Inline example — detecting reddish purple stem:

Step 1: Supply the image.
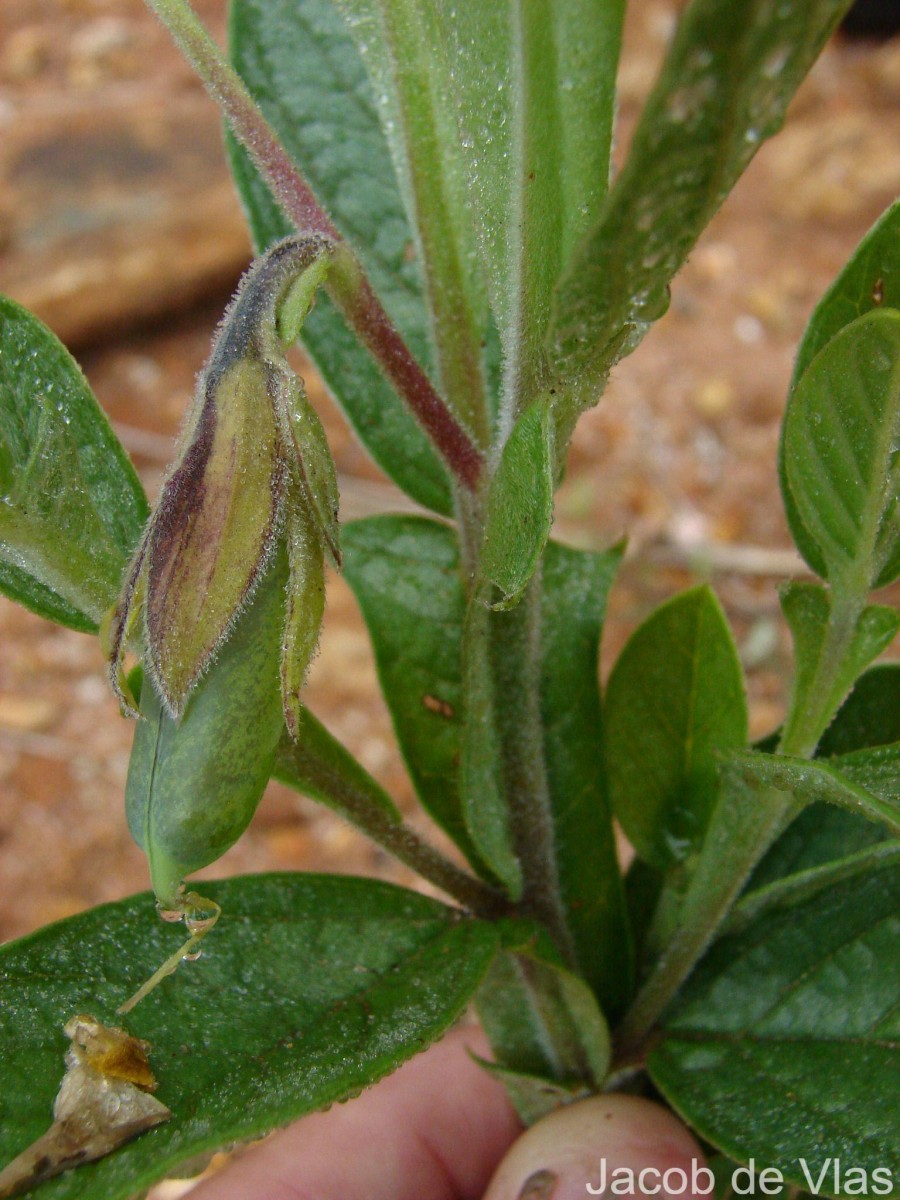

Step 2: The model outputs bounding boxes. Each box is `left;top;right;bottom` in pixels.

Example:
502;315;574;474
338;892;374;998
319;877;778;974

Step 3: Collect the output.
148;0;483;491
346;278;485;491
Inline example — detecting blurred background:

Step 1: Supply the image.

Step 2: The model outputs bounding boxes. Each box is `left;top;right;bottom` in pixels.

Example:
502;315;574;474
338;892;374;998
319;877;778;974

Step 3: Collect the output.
2;0;900;944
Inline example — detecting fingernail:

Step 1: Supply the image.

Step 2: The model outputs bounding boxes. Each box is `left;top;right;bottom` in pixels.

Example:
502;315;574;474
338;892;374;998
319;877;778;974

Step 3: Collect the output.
518;1169;558;1200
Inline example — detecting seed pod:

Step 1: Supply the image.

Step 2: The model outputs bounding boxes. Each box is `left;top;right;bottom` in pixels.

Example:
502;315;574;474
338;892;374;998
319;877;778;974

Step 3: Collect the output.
107;235;338;719
125;548;286;910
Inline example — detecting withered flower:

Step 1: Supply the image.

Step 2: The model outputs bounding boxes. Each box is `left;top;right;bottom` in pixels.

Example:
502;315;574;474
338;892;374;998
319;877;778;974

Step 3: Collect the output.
105;235;340;728
0;1015;170;1198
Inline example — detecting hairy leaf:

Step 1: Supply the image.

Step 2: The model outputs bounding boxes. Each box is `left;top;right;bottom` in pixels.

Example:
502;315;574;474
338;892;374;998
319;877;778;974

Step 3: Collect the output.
481;400;555;609
0;874;497;1200
0;560;96;633
549;0;852;419
733;749;900;838
783;201;900;576
750;665;900;889
0;295;147;629
783;309;900;593
477;924;611;1123
604;587;747;868
650;849;900;1194
341;516;482;868
430;0;624;409
780;582;900;754
337;0;489;441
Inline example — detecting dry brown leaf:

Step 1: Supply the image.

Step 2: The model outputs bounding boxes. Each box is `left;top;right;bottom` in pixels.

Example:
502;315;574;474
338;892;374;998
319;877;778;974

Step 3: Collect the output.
0;1014;170;1199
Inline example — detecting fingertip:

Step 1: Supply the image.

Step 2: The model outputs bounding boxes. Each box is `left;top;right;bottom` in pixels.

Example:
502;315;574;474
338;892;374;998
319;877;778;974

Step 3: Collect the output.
483;1094;709;1200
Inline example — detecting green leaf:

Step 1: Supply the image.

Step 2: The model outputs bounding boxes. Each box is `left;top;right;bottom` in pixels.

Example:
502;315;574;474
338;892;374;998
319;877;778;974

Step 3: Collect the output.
426;5;510;337
510;0;624;391
430;1;624;409
818;662;900;755
749;804;891;893
649;849;900;1194
750;665;900;889
782;202;900;577
0;560;96;633
126;554;286;907
795;202;900;384
476;924;611;1123
706;1155;796;1200
539;540;632;1017
733;749;900;838
341;516;484;870
783;308;900;592
336;0;489;442
0;873;498;1200
837;742;900;807
227;0;452;515
603;586;748;868
481;400;555;609
549;0;851;410
471;1061;588;1128
780;582;900;754
730;840;900;932
0;295;148;629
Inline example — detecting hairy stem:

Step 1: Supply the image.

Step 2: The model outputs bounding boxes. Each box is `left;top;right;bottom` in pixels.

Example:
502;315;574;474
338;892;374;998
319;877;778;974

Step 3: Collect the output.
778;591;864;758
274;734;507;919
614;787;801;1061
329;249;484;490
490;575;574;962
144;0;483;491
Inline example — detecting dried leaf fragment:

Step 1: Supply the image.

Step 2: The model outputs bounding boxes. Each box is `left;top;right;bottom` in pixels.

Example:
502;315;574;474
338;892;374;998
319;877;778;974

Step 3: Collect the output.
0;1015;170;1199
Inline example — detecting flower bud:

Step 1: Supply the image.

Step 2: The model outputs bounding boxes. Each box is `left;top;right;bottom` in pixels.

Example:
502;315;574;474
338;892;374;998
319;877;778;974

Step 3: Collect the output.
106;235;339;720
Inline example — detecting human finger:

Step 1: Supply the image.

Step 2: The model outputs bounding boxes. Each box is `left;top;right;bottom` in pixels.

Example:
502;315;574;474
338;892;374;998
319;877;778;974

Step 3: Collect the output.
188;1024;521;1200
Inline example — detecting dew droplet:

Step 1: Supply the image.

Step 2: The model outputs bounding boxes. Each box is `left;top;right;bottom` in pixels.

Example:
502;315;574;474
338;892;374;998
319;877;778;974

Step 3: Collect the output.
185;914;217;936
763;47;789;79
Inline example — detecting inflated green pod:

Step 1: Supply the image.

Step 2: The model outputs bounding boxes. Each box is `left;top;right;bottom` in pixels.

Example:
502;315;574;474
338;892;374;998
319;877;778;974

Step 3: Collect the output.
125;548;287;910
